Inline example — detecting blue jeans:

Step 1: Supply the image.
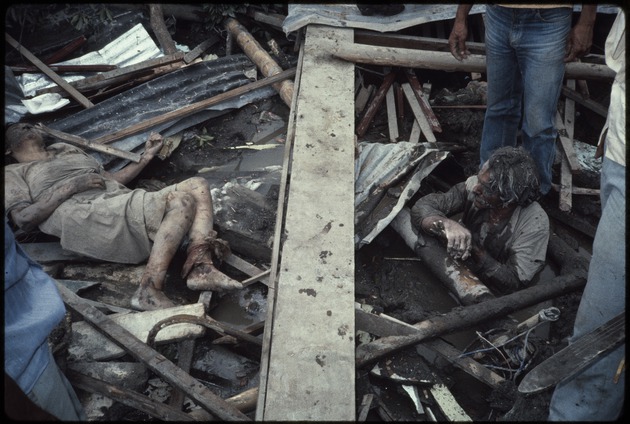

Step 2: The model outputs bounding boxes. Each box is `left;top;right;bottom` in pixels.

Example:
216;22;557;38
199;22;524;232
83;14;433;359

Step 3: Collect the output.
27;347;86;421
548;154;626;420
481;5;572;194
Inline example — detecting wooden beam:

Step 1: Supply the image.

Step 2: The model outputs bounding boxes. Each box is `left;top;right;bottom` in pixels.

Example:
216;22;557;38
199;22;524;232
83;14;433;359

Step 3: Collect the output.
90;67;296;145
67;369;196;421
55;282;251;421
355;307;505;389
225;17;294;107
332;43;616;81
555;111;581;173
404;70;441;132
561;85;608;118
356;71;396;139
5;32;94;108
259;25;356;421
385;85;399;142
355;273;587;367
36;53;185;96
149;4;178;55
401;83;436;144
36;125;142;162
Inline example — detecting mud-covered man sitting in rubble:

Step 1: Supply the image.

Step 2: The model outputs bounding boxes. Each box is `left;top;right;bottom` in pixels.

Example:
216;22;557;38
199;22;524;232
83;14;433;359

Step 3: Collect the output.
4;123;242;311
410;146;549;296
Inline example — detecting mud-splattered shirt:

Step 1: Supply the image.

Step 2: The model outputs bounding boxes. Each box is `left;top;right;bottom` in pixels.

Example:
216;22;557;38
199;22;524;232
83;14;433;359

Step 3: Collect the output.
410;176;550;294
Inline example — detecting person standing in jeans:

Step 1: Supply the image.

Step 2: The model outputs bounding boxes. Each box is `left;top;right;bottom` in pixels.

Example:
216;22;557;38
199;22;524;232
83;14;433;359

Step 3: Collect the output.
547;9;625;420
4;216;86;421
448;4;597;195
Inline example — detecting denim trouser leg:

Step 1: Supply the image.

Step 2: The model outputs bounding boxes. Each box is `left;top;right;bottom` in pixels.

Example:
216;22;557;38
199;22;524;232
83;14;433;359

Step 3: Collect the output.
482;6;571;194
548;156;626;421
27;347;87;421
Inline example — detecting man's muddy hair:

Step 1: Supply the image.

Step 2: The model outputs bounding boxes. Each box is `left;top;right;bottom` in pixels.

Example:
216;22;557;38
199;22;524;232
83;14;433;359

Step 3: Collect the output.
486;146;541;207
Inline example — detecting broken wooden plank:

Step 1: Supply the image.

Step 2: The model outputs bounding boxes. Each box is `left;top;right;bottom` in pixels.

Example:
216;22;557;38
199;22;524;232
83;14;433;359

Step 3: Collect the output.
149;4;178;55
332;44;616;81
561;85;608;118
405;70;441;132
355;306;505;389
430;383;472;421
10;64;117;74
55;282;251;421
356;273;587;367
355;83;374;118
42;35;87;64
184;35;220;63
559;80;577;212
354;30;486;55
67;369;195;421
37;124;142;162
225;17;294;107
401;82;436;144
36;53;185;96
68;303;207;361
357;394;375;421
385;85;399;142
551;184;600;196
169;339;196;411
259;25;356;421
555;112;581;173
356;71;396;139
91;67;296;145
408;120;421;143
5;32;94;108
256;36;305;420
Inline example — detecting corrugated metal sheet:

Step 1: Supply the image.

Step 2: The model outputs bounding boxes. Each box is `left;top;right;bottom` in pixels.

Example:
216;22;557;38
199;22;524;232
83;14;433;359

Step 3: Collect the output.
16;23;163;98
48;54;276;169
354;141;449;247
282;4;620;34
283;4;487;34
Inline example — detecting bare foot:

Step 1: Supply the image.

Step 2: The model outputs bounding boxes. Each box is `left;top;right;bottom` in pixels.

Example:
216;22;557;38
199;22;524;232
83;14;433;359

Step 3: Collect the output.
131;284;177;311
186;263;243;291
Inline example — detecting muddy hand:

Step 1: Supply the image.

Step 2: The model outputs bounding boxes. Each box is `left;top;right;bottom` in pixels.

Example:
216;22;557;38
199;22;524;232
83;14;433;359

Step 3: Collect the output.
442;220;472;260
144;132;164;158
67;173;106;194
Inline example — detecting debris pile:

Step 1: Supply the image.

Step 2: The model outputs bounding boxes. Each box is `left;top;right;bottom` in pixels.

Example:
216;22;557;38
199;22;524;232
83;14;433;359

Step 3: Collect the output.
4;4;616;421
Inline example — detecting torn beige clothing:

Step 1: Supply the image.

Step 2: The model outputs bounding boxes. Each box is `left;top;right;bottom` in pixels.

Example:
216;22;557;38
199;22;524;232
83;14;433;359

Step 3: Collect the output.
4;143;175;264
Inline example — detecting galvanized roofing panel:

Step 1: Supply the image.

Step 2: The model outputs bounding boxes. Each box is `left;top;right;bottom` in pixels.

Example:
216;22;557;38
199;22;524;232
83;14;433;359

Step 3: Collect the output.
283;4;487;34
48;54;276;169
16;23;163;98
282;4;620;34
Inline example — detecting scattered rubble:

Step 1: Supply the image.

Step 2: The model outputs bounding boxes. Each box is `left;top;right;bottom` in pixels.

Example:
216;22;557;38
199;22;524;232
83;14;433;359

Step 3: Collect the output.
4;4;616;422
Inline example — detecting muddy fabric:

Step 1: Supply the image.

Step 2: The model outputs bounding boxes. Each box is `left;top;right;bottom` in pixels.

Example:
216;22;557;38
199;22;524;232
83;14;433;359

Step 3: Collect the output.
4;143;172;264
410;176;549;290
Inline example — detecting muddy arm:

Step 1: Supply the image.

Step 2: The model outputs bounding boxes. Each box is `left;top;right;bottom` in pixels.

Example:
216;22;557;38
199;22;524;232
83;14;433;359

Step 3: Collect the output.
9;174;105;232
104;132;163;185
465;246;521;295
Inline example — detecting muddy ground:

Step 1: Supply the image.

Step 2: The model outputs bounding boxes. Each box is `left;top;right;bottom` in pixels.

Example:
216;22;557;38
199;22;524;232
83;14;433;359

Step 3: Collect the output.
8;4;610;421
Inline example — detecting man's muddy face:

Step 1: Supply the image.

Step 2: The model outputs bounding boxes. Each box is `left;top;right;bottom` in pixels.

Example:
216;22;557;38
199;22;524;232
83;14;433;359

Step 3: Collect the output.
473;164;501;209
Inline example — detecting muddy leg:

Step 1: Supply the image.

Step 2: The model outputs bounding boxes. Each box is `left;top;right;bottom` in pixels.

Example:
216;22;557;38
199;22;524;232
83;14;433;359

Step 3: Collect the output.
176;177;242;291
131;191;194;311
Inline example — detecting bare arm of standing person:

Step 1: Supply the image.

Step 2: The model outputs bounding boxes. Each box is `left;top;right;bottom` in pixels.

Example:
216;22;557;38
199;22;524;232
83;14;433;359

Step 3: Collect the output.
449;4;474;61
103;132;164;185
565;5;597;62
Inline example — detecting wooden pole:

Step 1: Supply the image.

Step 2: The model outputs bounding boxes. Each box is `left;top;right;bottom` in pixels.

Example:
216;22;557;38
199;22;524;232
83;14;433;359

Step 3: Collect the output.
356;273;586;367
333;43;616;81
5;32;94;108
225;17;294;107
